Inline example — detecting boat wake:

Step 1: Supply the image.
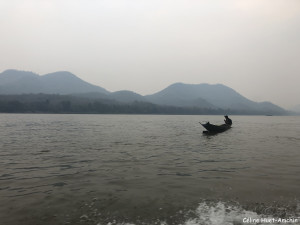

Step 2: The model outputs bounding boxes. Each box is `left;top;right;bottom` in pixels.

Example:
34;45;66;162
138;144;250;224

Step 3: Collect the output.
77;200;300;225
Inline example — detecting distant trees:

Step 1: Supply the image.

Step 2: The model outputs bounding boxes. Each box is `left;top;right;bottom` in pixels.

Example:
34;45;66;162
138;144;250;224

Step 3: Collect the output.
0;100;24;112
0;94;286;115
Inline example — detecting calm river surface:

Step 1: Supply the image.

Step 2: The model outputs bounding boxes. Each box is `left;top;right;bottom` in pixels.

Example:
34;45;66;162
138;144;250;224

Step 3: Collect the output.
0;114;299;225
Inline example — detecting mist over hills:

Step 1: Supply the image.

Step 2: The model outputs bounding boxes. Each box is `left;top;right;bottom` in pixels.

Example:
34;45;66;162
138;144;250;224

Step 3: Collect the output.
145;83;285;114
0;69;287;115
0;69;109;95
290;104;300;113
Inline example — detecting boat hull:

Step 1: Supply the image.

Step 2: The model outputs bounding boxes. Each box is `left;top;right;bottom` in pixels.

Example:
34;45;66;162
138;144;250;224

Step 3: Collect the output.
201;122;231;133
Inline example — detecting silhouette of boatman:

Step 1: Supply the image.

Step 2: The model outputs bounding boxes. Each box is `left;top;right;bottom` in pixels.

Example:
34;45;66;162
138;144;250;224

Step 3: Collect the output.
224;115;232;125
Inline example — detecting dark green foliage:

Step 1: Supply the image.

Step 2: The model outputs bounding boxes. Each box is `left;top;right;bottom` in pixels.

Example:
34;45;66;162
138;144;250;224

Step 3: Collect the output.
0;94;287;115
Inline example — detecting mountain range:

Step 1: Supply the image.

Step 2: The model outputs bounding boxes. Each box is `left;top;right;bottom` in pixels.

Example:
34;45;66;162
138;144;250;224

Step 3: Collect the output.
0;69;288;115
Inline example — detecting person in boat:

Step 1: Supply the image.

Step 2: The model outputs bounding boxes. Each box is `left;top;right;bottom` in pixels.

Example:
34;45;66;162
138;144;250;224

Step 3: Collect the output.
224;115;232;125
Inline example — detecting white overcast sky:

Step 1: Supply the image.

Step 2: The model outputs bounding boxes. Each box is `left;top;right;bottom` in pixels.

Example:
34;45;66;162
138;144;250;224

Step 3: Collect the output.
1;0;300;108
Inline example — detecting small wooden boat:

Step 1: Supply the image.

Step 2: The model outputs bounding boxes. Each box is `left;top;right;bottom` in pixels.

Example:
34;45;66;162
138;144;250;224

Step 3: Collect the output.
200;122;231;133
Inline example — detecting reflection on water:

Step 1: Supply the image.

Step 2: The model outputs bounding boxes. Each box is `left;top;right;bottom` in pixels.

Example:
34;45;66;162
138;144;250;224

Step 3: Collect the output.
0;114;299;225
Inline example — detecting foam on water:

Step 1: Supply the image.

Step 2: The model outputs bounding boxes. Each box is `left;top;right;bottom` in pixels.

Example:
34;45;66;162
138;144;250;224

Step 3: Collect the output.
187;202;299;225
93;201;300;225
184;202;260;225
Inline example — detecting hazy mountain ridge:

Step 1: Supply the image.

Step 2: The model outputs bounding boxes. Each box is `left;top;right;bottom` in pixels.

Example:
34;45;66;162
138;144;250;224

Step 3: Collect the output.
109;90;146;103
145;83;215;109
0;70;109;95
0;70;39;85
0;69;287;115
290;104;300;113
145;83;286;114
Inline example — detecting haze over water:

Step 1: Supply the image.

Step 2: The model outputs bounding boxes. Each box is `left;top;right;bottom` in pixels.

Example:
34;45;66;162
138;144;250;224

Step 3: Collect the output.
0;114;299;225
1;1;300;108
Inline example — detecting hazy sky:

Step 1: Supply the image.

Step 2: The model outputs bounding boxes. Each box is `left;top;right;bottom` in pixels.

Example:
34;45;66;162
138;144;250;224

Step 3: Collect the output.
1;0;300;109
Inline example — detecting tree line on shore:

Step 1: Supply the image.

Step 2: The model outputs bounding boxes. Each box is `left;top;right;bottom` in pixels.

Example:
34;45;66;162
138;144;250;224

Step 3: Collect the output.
0;94;284;115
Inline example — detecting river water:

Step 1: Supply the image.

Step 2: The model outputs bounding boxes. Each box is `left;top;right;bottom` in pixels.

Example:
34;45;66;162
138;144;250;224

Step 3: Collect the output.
0;114;299;225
